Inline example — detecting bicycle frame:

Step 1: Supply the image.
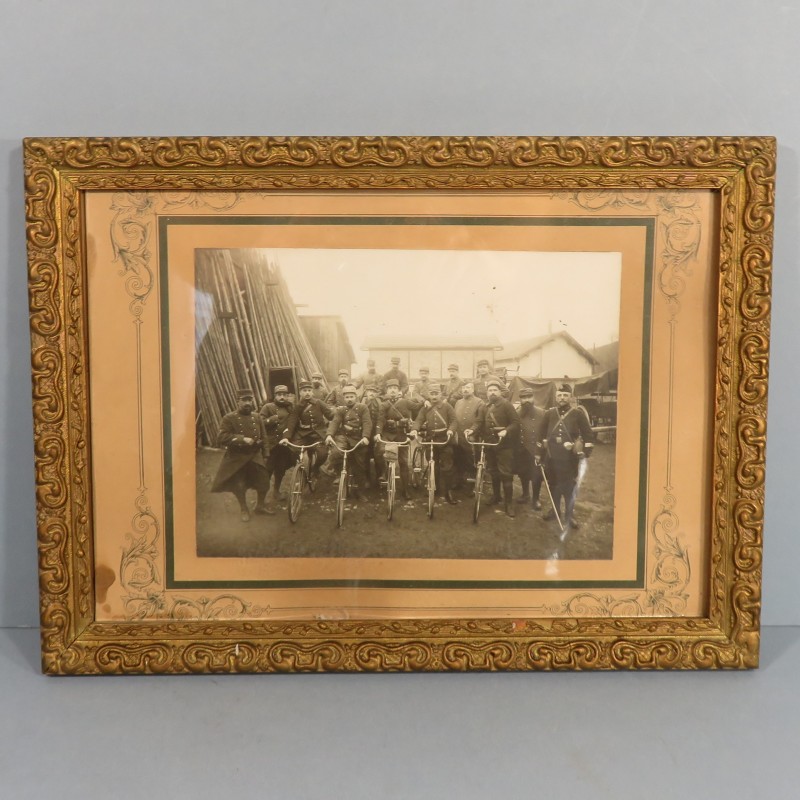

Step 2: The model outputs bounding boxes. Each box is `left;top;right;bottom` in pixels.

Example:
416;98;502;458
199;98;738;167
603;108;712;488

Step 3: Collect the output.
282;440;320;523
375;435;411;521
466;435;501;523
414;435;451;519
329;439;366;527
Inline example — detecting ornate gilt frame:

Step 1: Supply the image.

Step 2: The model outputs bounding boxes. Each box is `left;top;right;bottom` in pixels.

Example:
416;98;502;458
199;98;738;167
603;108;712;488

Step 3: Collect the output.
25;136;774;673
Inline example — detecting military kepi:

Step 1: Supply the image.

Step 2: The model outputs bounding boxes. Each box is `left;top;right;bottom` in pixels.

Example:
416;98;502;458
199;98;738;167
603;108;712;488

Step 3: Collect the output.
237;388;255;398
273;384;289;394
298;380;312;390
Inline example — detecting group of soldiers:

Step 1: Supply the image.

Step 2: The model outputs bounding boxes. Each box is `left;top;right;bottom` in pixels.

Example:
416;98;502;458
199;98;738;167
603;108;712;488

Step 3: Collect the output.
211;357;596;527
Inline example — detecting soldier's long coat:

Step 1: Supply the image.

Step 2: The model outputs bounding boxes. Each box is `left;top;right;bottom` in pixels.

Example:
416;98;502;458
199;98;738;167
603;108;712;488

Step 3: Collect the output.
211;411;268;492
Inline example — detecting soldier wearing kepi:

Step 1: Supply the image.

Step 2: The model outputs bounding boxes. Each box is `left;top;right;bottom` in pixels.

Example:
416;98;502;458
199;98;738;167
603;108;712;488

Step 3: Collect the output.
310;371;328;401
326;369;351;408
535;383;595;530
411;366;432;402
452;380;484;491
382;356;409;395
281;380;332;477
361;383;382;488
411;383;458;504
444;363;464;405
467;378;520;517
259;385;295;508
473;359;506;401
324;384;372;500
515;387;545;509
211;389;274;521
374;378;422;500
355;359;383;397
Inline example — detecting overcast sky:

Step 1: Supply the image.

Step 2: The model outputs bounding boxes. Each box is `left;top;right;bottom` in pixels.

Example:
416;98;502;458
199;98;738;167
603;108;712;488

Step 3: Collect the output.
260;248;621;371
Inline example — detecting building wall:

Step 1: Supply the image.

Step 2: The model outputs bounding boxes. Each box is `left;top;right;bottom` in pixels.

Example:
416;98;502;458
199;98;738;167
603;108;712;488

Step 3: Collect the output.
368;349;496;379
499;339;594;379
300;317;354;382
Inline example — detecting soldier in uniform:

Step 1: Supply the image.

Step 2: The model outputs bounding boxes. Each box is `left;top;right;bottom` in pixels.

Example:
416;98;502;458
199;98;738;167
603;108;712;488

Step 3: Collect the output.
382;356;409;395
411;366;432;402
310;371;328;401
374;378;422;500
259;385;295;508
514;387;545;509
361;383;382;488
444;363;464;405
211;389;274;521
452;380;484;491
466;378;520;517
281;380;333;477
324;384;372;500
355;359;383;397
411;383;458;504
326;368;351;408
535;383;595;530
473;359;506;401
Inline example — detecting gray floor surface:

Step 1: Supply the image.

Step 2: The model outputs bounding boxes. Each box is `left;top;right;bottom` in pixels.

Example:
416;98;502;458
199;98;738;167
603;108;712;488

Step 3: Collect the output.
1;626;798;799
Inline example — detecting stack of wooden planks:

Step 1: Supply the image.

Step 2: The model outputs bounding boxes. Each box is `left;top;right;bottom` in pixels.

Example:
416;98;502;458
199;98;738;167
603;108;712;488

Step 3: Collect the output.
195;248;323;445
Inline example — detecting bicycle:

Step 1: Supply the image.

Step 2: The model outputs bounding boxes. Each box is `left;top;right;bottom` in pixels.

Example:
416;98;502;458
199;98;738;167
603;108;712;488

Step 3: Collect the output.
466;435;501;523
328;439;367;528
281;440;320;523
375;435;411;521
411;433;452;519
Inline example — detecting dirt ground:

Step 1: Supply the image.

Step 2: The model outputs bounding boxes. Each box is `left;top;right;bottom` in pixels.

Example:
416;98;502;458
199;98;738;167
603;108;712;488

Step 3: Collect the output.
195;439;615;561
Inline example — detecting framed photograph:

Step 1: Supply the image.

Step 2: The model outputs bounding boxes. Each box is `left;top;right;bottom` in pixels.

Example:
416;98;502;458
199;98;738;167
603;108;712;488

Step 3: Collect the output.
25;136;774;673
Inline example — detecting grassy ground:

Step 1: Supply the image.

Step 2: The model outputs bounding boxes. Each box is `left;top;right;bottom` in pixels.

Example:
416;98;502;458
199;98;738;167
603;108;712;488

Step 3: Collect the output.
195;440;616;560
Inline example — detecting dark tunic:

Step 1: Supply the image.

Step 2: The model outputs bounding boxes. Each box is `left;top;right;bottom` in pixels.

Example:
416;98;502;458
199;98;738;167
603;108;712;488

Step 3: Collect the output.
444;377;465;405
472;397;520;479
412;401;457;476
325;385;350;408
211;411;268;492
376;396;422;442
327;403;373;443
411;378;432;401
259;400;294;452
535;405;595;464
473;373;506;401
285;397;332;442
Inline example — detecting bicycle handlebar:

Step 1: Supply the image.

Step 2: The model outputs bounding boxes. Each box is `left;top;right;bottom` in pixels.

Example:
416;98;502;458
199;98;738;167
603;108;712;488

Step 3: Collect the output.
282;440;319;451
375;435;411;446
328;439;366;454
417;436;451;447
466;435;502;447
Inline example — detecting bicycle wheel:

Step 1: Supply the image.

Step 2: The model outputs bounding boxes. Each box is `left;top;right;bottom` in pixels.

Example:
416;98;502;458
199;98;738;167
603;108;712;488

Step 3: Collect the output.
427;459;436;519
411;446;424;489
307;451;317;493
472;462;484;523
287;463;305;523
387;462;396;521
336;471;347;528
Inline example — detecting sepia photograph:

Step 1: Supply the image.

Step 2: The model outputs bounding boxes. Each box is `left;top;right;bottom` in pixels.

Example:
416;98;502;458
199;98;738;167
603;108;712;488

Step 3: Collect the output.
194;246;621;561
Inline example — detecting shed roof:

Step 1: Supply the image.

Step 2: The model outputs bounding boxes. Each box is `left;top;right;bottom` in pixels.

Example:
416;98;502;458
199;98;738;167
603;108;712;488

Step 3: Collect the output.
495;330;598;365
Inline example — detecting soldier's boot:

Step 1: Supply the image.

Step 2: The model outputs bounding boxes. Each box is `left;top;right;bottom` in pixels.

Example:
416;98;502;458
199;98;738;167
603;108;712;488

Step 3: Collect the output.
503;480;516;518
400;471;411;501
485;478;502;506
516;478;531;504
234;491;250;522
253;490;275;516
442;476;457;505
